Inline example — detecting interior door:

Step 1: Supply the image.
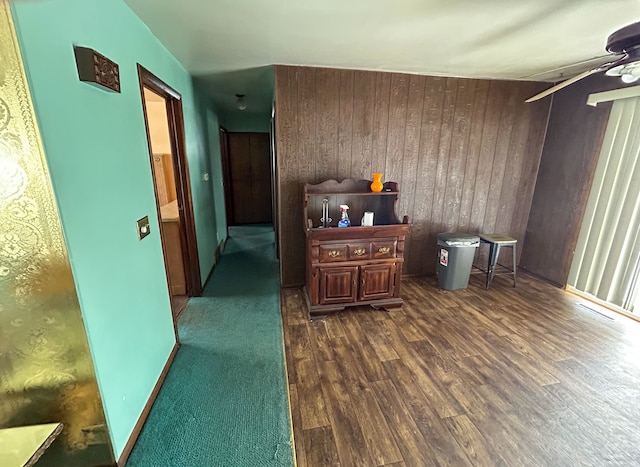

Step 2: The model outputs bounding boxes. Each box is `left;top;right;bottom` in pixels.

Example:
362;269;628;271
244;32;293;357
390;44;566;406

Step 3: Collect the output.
227;132;272;224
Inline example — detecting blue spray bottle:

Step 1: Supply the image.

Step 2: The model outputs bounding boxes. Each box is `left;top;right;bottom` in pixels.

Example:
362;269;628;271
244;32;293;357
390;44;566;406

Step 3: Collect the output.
338;204;351;227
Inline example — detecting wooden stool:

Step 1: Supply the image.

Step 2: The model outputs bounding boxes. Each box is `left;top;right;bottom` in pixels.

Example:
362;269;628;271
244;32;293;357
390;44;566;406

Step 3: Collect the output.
476;234;517;289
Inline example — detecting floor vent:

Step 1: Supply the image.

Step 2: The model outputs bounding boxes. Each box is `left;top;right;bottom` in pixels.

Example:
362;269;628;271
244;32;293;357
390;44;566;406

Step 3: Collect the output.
575;302;615;320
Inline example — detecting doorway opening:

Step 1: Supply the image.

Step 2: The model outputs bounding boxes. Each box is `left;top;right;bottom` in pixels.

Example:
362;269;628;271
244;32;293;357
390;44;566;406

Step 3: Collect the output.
221;131;273;226
138;66;202;322
568;95;640;318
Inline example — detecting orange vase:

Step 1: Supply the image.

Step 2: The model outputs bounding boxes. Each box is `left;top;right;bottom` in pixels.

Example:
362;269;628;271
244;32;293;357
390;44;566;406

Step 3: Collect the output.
370;173;383;192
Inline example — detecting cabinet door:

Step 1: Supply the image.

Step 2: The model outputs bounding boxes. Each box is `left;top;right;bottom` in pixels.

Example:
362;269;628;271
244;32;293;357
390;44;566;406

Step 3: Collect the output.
319;267;358;305
359;263;396;301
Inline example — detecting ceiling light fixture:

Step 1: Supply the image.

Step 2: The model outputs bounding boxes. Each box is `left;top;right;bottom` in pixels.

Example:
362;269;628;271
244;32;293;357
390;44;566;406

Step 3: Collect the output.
605;61;640;84
621;73;640;83
235;94;247;111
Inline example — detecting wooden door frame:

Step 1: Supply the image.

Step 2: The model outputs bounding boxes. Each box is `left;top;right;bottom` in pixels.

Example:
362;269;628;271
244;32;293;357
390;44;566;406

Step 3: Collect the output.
219;126;234;229
270;104;279;258
137;65;202;297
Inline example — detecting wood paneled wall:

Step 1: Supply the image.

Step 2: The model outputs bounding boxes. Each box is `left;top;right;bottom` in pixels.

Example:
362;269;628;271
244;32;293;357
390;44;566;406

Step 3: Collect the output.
275;65;551;287
521;74;617;286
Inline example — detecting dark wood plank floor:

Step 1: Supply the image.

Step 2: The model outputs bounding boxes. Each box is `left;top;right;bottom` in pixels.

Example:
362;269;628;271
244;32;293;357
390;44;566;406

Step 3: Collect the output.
282;273;640;466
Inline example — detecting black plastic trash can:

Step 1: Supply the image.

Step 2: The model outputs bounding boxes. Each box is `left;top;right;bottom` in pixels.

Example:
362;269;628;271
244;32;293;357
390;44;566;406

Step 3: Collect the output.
437;232;480;290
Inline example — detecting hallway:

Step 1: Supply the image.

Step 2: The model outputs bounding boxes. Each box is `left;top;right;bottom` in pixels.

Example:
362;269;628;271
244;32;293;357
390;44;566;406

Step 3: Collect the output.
127;225;293;466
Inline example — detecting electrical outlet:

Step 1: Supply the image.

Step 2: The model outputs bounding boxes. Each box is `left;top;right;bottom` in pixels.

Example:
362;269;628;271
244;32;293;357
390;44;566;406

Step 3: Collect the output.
136;216;150;240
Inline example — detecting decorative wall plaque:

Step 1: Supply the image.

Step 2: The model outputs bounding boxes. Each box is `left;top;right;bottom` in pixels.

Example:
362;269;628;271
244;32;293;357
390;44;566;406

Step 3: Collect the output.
73;46;120;93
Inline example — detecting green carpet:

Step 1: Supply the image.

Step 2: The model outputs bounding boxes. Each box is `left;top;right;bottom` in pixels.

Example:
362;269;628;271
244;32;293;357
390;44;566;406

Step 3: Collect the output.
126;225;294;466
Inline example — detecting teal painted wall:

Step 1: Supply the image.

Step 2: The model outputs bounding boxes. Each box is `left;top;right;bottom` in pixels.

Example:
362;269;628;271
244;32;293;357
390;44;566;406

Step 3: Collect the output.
11;0;221;457
206;109;228;244
193;82;227;246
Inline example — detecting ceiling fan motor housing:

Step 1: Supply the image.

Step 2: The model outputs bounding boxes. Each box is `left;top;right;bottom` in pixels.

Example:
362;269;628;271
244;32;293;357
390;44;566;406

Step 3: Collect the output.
606;22;640;54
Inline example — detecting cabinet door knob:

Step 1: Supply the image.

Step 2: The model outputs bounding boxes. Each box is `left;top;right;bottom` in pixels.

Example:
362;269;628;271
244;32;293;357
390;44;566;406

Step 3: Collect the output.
328;250;340;258
353;248;366;256
378;247;390;254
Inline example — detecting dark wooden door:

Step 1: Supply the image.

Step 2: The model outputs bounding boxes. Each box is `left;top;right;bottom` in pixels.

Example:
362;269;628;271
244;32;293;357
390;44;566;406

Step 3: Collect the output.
319;266;358;305
359;263;396;300
227;132;272;225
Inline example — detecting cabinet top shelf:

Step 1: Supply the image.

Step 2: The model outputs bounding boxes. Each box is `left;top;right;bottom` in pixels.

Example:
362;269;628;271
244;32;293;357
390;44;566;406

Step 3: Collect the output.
306;191;398;197
304;178;398;195
304;178;408;230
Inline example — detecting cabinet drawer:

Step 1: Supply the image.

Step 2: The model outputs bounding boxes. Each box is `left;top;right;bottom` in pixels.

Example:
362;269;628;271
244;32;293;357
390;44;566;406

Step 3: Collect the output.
347;243;370;260
319;244;348;262
319;242;371;262
372;241;396;259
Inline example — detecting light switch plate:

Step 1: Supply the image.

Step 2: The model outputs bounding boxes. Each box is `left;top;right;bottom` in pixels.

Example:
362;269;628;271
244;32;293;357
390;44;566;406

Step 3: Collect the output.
136;216;150;240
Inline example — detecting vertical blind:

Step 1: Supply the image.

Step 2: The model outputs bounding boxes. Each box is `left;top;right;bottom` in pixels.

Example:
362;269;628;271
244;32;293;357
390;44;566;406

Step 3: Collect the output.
568;96;640;311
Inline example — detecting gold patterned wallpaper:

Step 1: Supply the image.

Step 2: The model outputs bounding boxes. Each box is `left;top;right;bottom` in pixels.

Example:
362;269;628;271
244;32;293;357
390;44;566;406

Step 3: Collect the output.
0;4;115;465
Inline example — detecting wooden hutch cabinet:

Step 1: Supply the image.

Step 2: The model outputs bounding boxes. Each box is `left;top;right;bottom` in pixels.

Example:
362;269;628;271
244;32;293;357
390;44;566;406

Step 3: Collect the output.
303;179;410;319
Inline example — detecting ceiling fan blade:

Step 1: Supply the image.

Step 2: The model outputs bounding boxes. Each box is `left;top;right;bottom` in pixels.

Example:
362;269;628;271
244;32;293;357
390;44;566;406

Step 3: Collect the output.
525;68;602;102
522;54;620;80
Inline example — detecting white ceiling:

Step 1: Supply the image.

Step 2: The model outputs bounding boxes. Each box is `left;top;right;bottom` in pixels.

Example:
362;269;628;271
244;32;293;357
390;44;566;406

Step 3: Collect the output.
125;0;640;115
